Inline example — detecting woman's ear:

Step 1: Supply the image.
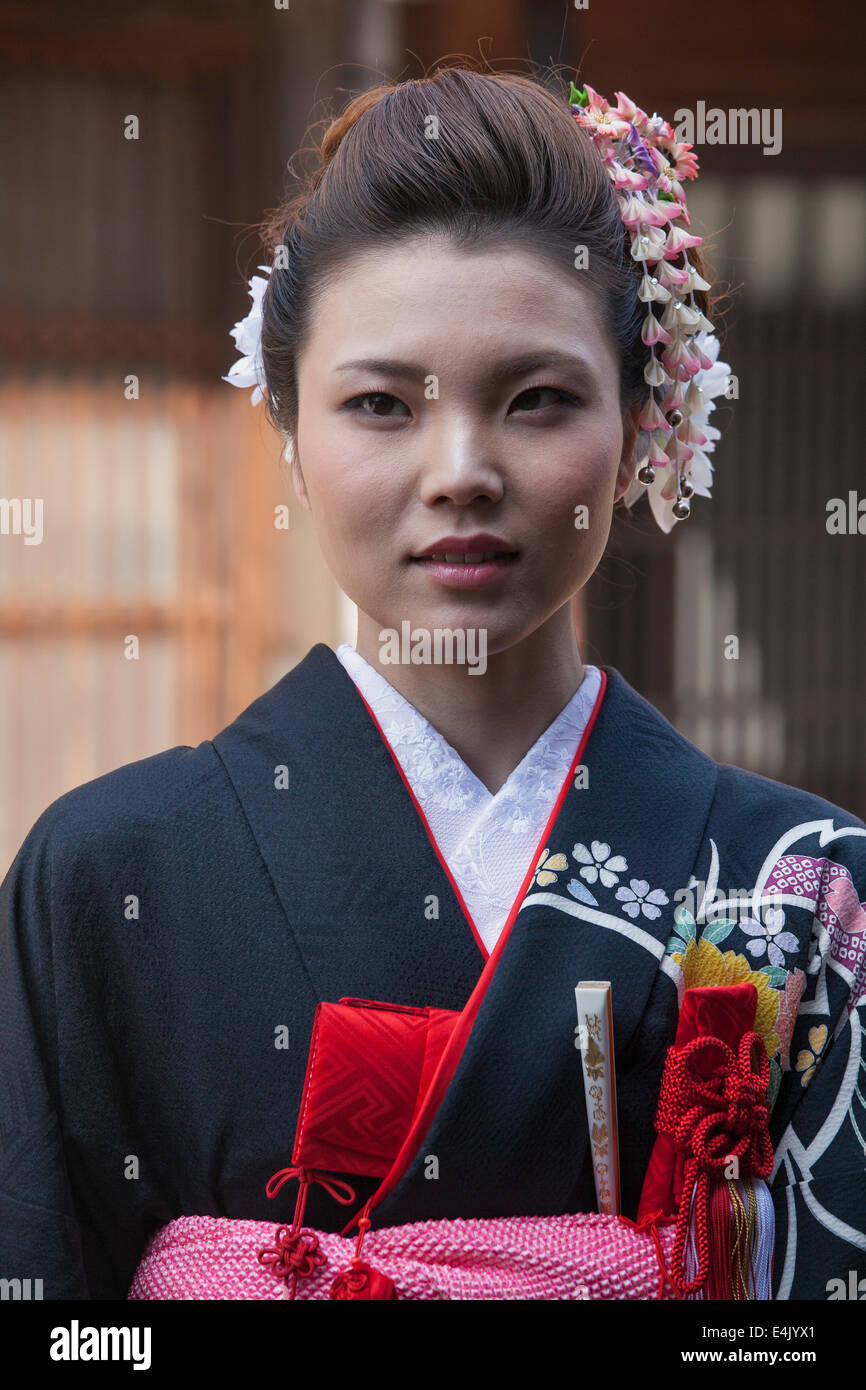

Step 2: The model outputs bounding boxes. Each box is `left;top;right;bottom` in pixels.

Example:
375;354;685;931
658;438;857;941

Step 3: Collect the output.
614;402;641;503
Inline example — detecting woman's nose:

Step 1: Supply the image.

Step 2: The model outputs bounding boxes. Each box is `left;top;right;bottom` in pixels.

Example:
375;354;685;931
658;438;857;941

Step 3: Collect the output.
417;415;506;506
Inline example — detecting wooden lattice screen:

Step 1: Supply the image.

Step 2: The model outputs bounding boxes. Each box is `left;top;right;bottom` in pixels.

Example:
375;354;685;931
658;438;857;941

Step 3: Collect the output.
0;377;337;867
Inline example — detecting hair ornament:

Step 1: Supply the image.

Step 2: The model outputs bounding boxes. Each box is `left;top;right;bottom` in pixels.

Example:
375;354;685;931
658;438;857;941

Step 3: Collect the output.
222;265;271;405
569;81;731;531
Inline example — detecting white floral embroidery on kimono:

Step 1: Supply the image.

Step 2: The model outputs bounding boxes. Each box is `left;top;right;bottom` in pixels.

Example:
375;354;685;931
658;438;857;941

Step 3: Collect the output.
335;644;602;954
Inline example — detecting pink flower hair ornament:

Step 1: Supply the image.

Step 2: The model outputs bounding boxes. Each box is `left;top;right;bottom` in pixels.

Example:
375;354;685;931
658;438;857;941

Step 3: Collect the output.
567;81;732;532
224;79;732;534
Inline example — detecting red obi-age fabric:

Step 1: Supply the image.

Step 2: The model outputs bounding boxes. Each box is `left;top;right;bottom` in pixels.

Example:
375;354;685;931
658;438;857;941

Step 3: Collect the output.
292;998;460;1176
261;997;460;1299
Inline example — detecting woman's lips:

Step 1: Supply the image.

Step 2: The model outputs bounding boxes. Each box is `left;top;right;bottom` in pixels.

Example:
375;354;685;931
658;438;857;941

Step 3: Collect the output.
411;551;519;589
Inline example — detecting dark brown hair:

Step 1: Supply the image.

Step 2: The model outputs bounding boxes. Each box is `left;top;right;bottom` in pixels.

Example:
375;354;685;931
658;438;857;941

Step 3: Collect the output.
258;63;712;439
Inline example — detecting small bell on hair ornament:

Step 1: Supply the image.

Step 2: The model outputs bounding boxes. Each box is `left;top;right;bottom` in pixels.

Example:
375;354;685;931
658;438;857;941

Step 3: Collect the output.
329;1204;398;1301
670;444;693;516
637;430;672;488
671;457;691;518
664;412;692;520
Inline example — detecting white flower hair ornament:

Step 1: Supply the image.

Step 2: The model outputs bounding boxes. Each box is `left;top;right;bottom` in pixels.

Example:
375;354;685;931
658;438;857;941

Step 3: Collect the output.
223;266;270;406
224;81;732;533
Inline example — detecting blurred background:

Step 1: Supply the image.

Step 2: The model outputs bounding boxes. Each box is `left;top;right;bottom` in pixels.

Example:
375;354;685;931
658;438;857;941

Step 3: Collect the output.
1;0;864;866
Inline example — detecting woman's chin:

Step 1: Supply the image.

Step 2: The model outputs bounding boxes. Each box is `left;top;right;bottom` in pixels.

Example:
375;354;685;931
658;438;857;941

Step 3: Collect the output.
368;606;550;667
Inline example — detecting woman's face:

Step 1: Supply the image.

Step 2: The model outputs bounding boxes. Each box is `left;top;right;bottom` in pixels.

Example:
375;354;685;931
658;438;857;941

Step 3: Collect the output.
291;235;638;657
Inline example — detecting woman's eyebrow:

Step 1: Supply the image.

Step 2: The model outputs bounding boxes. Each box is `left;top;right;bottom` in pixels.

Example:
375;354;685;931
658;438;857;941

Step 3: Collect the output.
334;357;427;380
484;350;597;383
334;350;596;382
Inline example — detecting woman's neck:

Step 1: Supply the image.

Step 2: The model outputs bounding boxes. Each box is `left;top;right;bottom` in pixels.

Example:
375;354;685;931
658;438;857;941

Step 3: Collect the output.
353;605;587;794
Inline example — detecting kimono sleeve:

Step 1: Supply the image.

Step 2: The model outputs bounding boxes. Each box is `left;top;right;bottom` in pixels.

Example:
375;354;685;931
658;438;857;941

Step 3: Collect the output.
768;831;866;1301
0;807;90;1299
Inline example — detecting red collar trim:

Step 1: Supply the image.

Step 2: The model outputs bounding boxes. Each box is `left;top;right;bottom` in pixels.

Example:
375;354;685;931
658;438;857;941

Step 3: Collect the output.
342;667;608;1230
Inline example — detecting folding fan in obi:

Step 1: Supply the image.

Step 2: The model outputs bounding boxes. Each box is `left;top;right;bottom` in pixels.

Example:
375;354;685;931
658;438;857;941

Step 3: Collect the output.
576;978;774;1300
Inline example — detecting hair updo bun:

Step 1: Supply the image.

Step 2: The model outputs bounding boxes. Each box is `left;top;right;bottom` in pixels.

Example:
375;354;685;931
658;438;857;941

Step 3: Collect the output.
258;63;712;441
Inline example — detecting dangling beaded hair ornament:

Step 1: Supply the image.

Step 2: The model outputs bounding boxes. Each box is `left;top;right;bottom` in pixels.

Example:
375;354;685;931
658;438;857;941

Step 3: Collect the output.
224;78;732;533
567;83;731;531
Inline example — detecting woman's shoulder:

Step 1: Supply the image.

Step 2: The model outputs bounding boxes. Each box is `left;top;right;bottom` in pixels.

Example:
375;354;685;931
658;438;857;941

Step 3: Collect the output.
711;759;866;835
703;762;866;905
606;668;864;826
9;738;225;878
603;667;865;834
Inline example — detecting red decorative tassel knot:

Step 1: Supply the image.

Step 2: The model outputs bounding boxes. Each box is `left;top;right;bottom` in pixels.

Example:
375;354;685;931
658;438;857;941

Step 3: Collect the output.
258;1225;327;1282
655;1030;773;1294
329;1260;398;1300
258;1166;358;1299
657;1031;773;1176
328;1208;398;1300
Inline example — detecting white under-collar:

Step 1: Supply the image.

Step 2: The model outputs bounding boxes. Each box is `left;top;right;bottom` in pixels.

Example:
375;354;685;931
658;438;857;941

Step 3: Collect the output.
335;644;602;955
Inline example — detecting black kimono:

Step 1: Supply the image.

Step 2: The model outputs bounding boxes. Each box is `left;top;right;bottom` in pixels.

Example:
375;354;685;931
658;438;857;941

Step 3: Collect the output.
1;644;864;1298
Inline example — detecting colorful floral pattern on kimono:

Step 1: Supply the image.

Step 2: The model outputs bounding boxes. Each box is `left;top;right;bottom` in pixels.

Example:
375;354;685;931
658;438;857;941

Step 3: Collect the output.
523;803;866;1300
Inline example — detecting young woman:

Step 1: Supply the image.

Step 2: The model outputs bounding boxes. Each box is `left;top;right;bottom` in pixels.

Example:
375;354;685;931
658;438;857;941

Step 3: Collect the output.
2;65;864;1302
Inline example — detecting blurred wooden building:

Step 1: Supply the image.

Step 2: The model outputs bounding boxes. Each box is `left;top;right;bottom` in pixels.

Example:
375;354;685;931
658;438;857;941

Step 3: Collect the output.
1;0;863;866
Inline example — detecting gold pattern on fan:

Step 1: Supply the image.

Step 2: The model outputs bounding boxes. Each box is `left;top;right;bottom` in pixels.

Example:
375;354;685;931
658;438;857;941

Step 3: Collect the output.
575;983;621;1216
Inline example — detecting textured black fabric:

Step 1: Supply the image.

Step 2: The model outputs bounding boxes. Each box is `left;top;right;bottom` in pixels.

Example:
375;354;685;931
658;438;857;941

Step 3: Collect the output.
1;645;864;1300
0;646;484;1299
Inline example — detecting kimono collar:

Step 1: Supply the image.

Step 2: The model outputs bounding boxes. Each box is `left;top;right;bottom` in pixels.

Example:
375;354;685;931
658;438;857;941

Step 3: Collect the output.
211;644;718;1009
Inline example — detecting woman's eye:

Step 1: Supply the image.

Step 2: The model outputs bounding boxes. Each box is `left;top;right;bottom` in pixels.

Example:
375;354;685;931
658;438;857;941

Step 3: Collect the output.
347;392;411;418
510;387;578;413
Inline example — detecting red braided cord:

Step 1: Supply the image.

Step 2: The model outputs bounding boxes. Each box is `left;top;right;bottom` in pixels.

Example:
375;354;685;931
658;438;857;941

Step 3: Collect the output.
264;1166;357;1205
655;1031;772;1295
617;1209;678;1300
258;1167;358;1300
350;1201;373;1268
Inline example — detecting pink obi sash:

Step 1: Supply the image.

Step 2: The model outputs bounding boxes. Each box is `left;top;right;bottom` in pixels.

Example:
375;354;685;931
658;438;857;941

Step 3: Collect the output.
127;1212;677;1301
127;983;772;1300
